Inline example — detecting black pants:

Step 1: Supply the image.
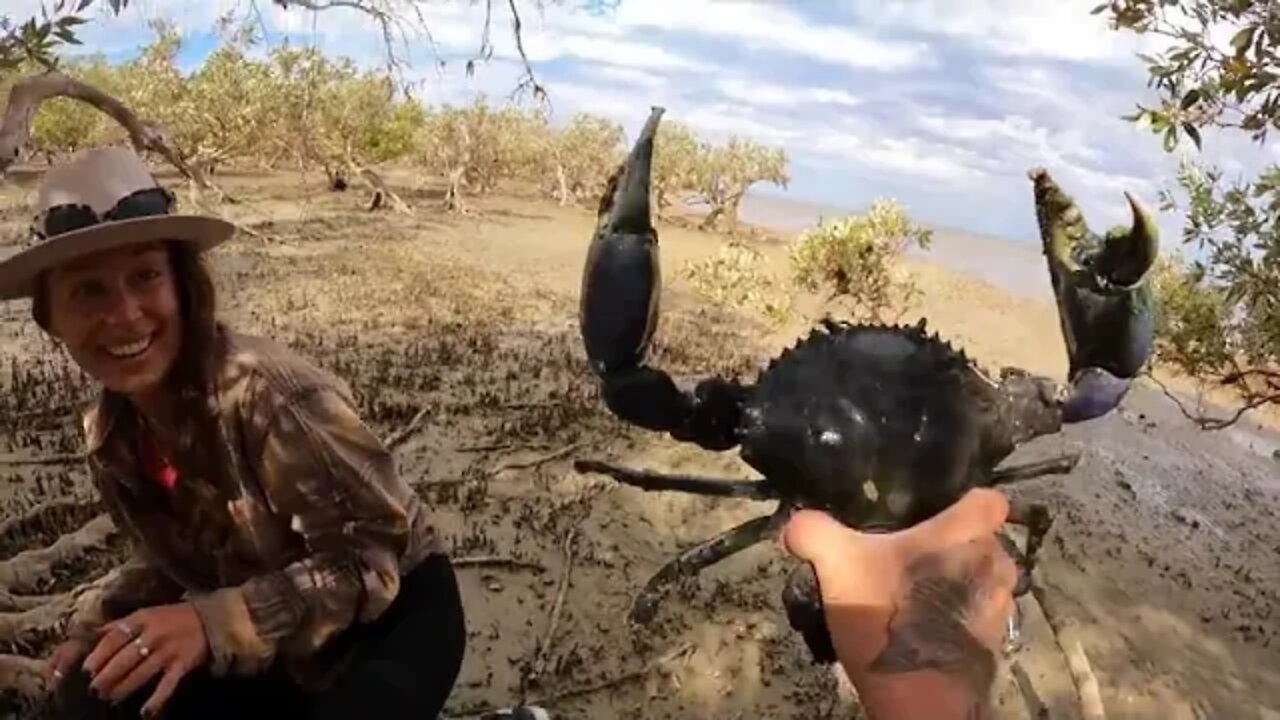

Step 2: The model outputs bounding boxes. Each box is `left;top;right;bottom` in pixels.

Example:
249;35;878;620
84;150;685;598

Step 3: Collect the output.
56;553;467;720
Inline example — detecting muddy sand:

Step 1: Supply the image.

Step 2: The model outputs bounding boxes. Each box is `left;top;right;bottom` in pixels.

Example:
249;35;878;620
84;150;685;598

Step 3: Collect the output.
0;168;1277;720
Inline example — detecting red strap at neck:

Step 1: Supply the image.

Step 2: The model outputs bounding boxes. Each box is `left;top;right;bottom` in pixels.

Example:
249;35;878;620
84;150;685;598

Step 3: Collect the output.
138;426;179;490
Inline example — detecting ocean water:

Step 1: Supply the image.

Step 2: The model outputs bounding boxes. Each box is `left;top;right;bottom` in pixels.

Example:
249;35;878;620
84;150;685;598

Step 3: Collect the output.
736;192;1056;302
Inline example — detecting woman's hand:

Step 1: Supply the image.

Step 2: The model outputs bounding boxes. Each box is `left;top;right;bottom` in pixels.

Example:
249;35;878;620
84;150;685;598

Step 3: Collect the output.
782;488;1018;720
44;636;93;690
82;602;209;716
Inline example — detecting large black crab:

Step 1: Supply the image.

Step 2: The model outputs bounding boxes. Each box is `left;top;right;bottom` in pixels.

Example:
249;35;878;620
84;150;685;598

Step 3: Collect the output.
573;106;1158;663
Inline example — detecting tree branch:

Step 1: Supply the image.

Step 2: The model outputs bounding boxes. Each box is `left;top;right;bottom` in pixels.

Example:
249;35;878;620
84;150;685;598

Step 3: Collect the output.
1143;370;1280;430
0;69;236;205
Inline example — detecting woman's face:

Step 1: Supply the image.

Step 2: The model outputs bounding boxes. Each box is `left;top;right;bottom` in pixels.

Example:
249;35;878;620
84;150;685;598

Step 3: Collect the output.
44;242;183;399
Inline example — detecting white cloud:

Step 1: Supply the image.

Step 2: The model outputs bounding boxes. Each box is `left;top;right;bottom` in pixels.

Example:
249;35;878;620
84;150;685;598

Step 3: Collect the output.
590;66;668;90
851;0;1161;63
715;78;860;109
608;0;932;71
680;104;800;145
533;35;707;71
810;130;989;186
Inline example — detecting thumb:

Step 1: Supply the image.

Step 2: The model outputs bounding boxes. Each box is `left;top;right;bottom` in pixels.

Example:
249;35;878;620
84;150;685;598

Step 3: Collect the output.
782;509;861;567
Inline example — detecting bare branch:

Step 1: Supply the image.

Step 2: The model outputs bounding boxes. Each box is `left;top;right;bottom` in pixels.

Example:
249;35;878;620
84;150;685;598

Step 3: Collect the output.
0;70;227;201
1143;371;1280;431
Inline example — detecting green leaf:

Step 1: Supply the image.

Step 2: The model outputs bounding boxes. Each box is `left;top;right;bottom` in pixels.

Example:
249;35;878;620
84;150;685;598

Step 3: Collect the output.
1181;88;1201;109
1164;126;1178;152
1183;123;1202;150
1090;2;1110;14
1230;26;1257;54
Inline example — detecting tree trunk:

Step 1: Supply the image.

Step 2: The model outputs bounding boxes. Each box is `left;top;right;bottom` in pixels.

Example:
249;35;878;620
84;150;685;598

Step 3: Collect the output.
555;162;571;206
444;165;469;214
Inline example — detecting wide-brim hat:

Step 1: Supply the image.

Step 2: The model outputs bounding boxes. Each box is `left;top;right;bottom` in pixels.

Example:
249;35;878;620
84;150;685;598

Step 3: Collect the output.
0;146;235;301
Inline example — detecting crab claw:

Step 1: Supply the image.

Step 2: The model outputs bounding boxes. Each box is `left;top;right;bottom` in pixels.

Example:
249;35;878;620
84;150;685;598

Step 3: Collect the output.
1029;168;1158;422
580;106;664;376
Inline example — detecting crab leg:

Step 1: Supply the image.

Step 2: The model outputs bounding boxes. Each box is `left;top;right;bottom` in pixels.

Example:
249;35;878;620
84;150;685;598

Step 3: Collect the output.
630;505;792;624
578;106;745;452
574;459;779;500
990;453;1080;485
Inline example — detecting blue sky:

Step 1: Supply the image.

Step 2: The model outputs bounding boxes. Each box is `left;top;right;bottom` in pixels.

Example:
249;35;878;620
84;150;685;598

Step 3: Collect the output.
10;0;1272;248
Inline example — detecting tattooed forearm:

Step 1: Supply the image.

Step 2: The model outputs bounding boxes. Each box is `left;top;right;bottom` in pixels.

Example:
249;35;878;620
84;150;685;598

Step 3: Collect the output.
867;552;997;699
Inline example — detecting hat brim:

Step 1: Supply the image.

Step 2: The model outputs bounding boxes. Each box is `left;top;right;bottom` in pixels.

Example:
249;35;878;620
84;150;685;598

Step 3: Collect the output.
0;214;235;301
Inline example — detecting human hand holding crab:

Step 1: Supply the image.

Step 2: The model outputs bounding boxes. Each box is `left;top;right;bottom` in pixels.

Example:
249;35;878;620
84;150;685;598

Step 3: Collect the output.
573;106;1159;703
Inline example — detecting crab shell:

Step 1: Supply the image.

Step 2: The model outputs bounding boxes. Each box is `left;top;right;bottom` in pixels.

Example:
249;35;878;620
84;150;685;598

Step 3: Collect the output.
738;319;1056;531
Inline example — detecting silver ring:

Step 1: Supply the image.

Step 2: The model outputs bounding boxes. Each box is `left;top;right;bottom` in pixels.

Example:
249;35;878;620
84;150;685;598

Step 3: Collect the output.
116;622;137;640
133;639;150;658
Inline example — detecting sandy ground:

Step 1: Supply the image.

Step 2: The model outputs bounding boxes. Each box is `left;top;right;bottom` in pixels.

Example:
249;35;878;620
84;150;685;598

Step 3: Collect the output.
0;167;1277;720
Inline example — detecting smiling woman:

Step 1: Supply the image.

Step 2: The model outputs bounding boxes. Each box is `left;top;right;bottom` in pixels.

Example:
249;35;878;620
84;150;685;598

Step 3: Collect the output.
0;147;476;720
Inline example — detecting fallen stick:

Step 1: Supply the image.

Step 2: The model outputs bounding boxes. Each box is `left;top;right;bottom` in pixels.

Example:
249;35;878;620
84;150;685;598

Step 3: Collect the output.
524;525;579;691
418;439;602;490
1065;640;1106;720
1031;583;1107;720
451;555;546;572
490;442;584;475
1010;659;1049;720
383;406;432;451
456;442;523;453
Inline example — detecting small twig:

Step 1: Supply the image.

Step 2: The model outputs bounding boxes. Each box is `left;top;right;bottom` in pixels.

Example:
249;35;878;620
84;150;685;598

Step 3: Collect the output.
1143;370;1277;431
1010;659;1049;720
419;439;602;489
456;442;521;453
383;406;431;450
1030;583;1107;720
0;453;85;467
451;555;545;572
1065;640;1106;720
490;442;583;475
524;524;579;693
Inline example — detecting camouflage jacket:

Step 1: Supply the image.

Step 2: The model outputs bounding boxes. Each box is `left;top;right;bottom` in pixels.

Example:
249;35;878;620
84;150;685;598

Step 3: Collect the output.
66;327;442;688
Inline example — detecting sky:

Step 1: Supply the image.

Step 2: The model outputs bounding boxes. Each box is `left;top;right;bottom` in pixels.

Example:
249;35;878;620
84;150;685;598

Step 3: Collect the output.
8;0;1273;248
